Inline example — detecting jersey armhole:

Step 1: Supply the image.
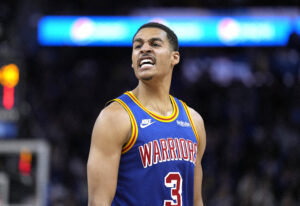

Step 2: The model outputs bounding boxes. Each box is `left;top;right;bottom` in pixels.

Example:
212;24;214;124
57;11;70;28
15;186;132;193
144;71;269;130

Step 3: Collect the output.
180;100;200;144
111;99;139;154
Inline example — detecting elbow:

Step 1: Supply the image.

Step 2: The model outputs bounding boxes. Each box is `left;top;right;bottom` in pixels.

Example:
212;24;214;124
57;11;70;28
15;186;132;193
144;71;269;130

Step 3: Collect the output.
88;200;94;206
88;200;111;206
88;195;112;206
87;198;100;206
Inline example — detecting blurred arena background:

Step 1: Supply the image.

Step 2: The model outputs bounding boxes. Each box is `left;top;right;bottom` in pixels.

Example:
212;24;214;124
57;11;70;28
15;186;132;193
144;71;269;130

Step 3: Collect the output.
0;0;299;205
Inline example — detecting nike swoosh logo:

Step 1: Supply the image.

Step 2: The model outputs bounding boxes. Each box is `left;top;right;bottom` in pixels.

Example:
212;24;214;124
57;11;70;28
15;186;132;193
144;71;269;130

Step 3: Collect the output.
140;121;155;128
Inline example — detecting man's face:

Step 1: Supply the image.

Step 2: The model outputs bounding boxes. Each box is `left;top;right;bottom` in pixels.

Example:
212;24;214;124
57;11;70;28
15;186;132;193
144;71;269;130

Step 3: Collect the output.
131;27;179;81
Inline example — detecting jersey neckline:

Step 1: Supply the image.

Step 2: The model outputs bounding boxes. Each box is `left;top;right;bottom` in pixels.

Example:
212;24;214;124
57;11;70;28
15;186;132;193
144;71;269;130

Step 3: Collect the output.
125;91;179;122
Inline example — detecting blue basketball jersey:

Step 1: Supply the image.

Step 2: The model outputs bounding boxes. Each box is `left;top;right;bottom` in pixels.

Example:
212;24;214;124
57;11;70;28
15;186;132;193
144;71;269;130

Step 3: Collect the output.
111;91;199;206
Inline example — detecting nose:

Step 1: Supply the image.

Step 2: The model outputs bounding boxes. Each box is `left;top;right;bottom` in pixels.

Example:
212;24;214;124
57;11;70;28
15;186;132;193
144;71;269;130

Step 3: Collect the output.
140;43;152;54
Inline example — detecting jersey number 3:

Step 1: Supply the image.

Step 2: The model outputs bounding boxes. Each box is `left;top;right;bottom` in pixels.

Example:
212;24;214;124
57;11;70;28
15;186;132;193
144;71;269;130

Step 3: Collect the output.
164;172;183;206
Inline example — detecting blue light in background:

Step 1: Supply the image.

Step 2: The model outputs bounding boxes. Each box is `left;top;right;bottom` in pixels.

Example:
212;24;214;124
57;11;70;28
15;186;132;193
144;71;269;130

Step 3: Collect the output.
0;122;18;138
295;17;300;35
38;16;297;47
38;16;147;46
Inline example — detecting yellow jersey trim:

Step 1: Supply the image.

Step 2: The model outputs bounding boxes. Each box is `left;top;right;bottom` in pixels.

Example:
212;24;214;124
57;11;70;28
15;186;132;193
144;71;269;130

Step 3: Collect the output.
113;99;138;154
125;91;179;122
180;100;200;144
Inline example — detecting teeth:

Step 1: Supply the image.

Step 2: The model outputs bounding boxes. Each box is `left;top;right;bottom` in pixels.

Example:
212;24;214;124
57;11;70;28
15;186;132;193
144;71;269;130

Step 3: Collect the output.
140;59;153;65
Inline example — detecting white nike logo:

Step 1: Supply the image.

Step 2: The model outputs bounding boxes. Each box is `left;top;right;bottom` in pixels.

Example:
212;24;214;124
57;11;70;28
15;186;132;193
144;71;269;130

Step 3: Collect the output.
140;119;156;128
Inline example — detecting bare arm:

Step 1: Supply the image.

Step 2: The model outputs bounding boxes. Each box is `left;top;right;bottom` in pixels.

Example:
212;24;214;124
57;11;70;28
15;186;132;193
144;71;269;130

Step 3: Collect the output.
87;102;131;206
189;107;207;206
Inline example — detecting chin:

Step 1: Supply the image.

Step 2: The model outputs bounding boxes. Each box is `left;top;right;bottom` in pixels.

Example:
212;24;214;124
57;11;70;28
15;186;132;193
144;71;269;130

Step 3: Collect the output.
141;76;153;81
137;73;153;81
136;70;155;81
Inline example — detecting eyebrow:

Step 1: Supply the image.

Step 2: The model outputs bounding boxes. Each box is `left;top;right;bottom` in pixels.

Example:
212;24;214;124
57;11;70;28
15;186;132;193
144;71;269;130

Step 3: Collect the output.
133;37;164;44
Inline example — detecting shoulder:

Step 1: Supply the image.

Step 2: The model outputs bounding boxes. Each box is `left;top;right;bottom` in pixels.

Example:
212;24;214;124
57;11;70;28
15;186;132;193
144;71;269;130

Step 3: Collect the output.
98;101;130;124
186;106;206;159
187;106;204;129
185;105;206;148
92;101;131;146
178;98;204;130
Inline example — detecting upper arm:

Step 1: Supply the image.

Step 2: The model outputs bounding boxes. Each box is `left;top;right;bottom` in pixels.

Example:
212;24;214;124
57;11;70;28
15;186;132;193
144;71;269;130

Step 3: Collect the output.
87;102;131;206
188;107;206;206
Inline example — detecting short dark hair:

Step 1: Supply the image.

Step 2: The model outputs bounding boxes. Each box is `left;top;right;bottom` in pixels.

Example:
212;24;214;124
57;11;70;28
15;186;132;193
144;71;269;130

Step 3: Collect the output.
133;22;179;51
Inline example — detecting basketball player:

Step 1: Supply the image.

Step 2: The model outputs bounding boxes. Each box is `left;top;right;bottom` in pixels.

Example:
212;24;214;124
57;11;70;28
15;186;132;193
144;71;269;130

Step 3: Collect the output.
87;22;206;206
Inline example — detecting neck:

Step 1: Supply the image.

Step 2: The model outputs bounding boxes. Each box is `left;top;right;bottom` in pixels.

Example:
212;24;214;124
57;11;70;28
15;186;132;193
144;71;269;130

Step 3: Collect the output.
132;75;173;116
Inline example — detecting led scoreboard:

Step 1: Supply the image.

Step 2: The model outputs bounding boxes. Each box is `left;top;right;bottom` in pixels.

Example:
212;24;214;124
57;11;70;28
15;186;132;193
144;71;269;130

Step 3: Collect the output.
0;63;20;138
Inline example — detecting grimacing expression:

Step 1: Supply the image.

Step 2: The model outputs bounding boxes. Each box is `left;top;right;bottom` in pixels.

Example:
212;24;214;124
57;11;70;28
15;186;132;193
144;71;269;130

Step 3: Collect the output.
131;27;180;81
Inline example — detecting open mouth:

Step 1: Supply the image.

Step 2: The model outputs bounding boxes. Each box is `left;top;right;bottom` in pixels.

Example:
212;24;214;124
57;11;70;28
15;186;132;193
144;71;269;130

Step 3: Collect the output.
138;56;156;69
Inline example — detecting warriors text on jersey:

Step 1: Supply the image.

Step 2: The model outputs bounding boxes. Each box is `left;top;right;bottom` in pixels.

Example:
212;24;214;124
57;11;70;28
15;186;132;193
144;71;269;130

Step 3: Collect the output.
111;91;199;206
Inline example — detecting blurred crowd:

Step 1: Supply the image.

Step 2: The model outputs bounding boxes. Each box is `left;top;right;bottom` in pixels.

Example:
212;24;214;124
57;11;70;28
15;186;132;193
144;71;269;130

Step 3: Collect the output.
19;46;300;205
178;47;300;206
1;0;300;205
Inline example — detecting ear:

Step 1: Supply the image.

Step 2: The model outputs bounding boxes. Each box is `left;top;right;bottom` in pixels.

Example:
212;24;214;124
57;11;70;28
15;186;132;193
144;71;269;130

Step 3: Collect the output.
172;51;180;66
